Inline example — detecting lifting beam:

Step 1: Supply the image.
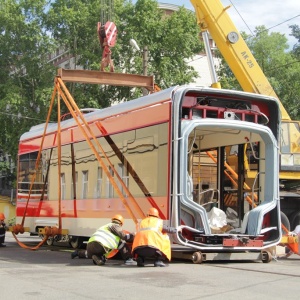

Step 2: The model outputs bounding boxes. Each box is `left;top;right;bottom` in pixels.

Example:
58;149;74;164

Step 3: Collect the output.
57;68;155;92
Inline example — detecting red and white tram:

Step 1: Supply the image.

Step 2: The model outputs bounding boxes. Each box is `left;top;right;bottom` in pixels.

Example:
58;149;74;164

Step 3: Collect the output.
16;82;282;261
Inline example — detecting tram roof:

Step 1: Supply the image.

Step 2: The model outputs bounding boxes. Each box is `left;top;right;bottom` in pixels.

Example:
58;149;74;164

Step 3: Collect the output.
20;85;279;141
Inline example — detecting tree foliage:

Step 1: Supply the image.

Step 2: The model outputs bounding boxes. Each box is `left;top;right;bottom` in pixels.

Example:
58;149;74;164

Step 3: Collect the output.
217;25;300;119
0;0;56;161
44;0;203;103
0;0;203;186
1;0;299;189
290;24;300;58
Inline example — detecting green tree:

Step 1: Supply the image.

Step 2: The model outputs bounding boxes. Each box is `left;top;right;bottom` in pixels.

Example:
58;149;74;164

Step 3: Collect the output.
44;0;203;105
290;24;300;58
0;0;56;185
0;0;203;187
118;0;202;88
217;26;300;119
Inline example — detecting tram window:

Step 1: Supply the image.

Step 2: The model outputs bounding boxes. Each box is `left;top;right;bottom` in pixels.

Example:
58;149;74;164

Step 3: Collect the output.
71;172;78;200
96;167;103;198
106;166;114;198
18;152;42;193
61;173;66;200
82;170;88;199
117;163;129;197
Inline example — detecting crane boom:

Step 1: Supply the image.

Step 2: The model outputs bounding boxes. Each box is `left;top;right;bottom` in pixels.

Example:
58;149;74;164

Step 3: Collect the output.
190;0;290;120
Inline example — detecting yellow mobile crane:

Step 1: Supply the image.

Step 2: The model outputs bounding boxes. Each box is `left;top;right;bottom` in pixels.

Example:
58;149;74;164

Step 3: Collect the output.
190;0;300;231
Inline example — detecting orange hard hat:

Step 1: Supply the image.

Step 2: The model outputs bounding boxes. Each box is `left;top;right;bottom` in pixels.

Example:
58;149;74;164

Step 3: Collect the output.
112;214;124;225
0;213;5;220
148;207;159;218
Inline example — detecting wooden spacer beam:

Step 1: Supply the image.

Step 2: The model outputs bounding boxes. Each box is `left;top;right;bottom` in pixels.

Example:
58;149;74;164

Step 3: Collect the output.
57;68;154;91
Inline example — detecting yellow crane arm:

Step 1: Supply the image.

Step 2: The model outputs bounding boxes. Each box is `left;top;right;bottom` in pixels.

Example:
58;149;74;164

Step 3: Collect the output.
190;0;290;120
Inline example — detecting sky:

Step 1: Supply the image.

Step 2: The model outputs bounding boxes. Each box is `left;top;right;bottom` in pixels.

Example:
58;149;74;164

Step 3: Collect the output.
157;0;300;49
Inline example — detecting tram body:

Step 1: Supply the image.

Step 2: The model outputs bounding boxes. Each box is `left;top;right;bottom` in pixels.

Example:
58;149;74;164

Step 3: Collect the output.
17;85;282;252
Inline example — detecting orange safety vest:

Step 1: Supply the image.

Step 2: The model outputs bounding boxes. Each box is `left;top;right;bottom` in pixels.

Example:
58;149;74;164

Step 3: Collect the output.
132;216;171;260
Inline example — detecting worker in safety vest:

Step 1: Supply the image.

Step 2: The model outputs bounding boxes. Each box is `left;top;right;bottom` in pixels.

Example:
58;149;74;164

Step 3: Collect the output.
71;214;136;266
285;225;300;257
0;213;7;247
132;207;176;267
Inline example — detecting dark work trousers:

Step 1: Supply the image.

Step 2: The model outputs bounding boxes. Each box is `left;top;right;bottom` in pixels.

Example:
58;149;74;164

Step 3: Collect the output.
0;226;5;244
78;240;132;260
133;246;166;261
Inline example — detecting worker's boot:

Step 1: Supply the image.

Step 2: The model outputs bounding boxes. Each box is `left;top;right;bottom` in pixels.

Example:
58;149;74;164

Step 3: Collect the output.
78;250;88;258
71;250;78;259
136;256;145;267
92;255;106;266
124;257;137;265
154;260;166;267
72;249;88;259
0;243;6;247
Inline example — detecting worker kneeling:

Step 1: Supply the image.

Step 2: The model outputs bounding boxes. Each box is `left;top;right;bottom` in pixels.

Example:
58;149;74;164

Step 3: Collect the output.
71;214;135;266
132;207;175;267
0;213;7;247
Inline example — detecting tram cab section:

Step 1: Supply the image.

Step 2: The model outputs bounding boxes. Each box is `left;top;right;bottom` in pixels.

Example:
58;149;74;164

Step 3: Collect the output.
170;87;281;250
179;123;278;236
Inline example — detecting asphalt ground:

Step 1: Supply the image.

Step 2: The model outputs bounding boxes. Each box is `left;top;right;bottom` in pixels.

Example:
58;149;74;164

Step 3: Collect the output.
1;232;300;300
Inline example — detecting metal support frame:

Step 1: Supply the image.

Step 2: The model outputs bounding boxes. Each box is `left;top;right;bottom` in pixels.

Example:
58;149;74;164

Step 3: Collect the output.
57;68;155;92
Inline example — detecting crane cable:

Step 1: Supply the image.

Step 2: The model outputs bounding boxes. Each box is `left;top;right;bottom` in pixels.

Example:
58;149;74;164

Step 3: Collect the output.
100;0;114;24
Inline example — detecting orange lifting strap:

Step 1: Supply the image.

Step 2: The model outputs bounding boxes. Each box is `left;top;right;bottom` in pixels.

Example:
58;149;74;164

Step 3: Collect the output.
13;75;150;250
54;77;145;224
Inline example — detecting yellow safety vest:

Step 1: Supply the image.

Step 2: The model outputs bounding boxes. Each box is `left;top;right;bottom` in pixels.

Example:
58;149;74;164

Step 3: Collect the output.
88;223;120;256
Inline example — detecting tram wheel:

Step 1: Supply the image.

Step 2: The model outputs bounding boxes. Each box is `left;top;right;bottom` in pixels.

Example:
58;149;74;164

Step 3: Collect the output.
192;251;203;264
261;250;272;263
281;211;290;233
289;210;300;231
46;237;54;246
69;237;83;249
39;234;55;246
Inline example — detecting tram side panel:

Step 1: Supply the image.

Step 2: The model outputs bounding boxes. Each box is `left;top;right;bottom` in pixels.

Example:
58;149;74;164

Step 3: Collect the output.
16;102;172;237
